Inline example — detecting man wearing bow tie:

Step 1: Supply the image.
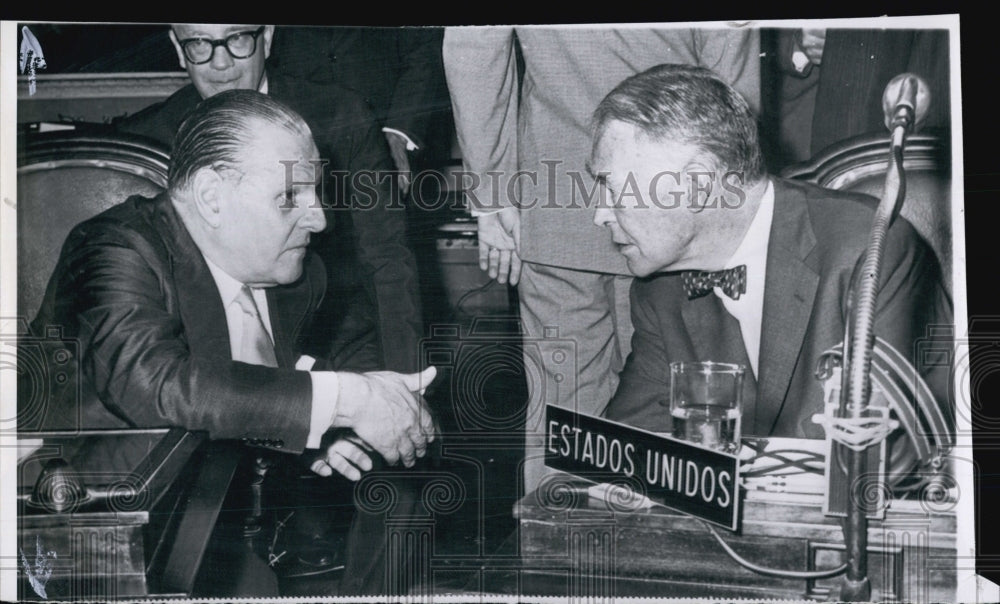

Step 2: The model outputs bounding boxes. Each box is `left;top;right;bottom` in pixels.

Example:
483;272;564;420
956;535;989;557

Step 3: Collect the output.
592;65;952;456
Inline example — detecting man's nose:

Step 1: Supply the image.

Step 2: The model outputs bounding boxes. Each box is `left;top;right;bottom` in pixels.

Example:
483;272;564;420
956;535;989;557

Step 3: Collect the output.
594;206;615;228
209;44;234;69
301;206;327;233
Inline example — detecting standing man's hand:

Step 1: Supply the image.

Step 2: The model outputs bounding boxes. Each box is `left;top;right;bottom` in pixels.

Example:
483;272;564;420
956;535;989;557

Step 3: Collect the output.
788;28;827;76
385;131;413;196
798;28;826;65
332;366;437;467
477;206;522;285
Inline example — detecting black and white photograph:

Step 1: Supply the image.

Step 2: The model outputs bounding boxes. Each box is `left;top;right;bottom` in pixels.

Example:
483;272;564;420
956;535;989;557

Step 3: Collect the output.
0;15;982;602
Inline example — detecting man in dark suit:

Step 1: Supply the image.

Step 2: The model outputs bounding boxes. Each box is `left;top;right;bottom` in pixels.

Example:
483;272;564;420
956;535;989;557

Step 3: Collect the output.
591;65;952;471
268;26;453;195
29;90;436;593
115;24;423;374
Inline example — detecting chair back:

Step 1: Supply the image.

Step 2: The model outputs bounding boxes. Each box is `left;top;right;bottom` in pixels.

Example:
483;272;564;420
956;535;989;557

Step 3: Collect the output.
17;131;170;321
781;133;952;293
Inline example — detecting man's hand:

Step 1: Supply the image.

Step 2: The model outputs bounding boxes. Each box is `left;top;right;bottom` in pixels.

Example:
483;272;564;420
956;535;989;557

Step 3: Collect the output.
797;28;826;66
384;131;413;196
310;434;374;481
333;366;437;467
477;206;522;285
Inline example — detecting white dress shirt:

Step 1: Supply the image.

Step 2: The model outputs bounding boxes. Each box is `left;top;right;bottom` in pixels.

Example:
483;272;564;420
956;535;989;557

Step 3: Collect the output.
714;179;775;379
204;256;338;449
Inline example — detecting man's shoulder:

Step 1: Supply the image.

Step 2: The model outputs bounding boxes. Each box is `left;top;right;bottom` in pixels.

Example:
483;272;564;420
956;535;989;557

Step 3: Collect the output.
771;177;931;269
67;193;173;253
114;84;201;148
774;177;878;219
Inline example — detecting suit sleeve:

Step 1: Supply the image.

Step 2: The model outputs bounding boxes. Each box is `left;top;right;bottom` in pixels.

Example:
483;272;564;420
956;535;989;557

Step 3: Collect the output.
603;281;674;433
57;224;315;453
442;26;519;214
694;27;762;116
342;99;425;373
384;28;450;154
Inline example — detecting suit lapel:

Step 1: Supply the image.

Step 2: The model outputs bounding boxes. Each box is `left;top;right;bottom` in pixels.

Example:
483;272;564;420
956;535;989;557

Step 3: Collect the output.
155;194;319;370
680;293;742;365
757;180;820;434
153;194;232;362
267;284;313;369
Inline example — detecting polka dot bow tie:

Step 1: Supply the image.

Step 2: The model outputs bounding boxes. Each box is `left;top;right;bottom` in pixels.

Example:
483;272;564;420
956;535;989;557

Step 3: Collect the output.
681;265;747;301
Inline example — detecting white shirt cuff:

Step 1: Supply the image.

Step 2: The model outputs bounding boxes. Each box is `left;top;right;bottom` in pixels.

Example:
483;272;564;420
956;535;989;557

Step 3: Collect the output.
470;206;508;217
303;355;339;449
791;50;811;74
383;127;419;151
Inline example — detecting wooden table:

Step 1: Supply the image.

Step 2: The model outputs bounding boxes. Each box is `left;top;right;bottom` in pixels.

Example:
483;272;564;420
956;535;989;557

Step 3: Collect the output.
17;429;244;600
507;476;957;601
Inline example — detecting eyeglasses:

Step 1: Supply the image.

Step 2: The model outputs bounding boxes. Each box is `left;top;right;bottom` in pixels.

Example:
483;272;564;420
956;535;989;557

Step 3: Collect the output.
176;27;266;65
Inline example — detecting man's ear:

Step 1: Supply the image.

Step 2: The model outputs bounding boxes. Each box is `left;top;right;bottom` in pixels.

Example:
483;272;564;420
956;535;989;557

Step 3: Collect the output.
168;29;188;71
190;167;226;229
684;155;721;212
262;25;275;60
685;151;720;175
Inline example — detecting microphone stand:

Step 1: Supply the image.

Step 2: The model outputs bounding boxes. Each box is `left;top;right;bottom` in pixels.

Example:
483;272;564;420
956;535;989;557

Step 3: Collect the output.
838;74;926;602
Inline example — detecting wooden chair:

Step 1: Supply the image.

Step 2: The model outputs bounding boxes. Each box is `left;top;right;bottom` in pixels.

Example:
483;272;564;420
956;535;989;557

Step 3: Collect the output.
780;133;953;294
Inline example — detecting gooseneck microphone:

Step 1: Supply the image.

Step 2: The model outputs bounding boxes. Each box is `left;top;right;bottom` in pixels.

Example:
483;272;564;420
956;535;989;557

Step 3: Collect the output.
837;73;932;602
882;73;931;133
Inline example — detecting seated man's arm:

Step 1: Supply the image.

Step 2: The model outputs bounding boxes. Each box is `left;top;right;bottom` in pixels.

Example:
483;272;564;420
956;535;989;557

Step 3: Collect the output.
299;278;382;373
603;280;674;433
50;219;436;466
55;222;316;452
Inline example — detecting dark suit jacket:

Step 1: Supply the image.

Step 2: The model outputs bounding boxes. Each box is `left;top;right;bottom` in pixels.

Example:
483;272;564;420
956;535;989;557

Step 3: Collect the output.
268;26;453;169
115;74;424;373
23;192;423;595
605;178;953;446
26;192;329;454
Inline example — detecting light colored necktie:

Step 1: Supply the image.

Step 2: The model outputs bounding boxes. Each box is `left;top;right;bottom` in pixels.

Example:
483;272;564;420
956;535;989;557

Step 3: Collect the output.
233;285;278;367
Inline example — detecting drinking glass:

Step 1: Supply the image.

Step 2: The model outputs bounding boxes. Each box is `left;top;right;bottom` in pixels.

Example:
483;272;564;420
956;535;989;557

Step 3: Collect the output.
669;361;745;453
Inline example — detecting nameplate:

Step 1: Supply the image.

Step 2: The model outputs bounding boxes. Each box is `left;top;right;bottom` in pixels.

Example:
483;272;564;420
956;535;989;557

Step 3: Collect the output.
544;405;741;531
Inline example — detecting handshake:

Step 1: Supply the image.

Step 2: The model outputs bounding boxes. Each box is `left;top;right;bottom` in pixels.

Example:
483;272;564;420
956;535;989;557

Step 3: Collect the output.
311;366;438;481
